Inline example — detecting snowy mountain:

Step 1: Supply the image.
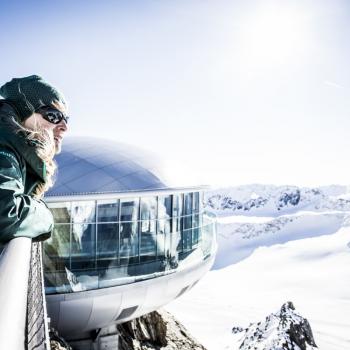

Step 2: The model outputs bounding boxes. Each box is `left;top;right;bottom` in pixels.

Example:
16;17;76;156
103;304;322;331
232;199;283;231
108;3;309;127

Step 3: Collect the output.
166;184;350;350
234;301;318;350
204;184;350;216
204;184;350;269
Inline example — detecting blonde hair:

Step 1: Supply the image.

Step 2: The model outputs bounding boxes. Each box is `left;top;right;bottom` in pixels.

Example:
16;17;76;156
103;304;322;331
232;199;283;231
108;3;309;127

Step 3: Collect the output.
0;100;68;199
28;127;57;199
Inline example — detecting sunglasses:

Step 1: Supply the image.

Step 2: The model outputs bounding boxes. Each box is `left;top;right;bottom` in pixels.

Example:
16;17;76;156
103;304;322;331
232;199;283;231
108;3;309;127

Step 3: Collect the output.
36;106;69;125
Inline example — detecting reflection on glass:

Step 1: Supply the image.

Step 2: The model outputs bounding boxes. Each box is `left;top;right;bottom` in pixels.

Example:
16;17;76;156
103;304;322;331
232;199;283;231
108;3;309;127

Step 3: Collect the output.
44;224;70;269
120;221;139;265
140;219;156;262
120;198;139;222
119;198;139;265
97;199;119;222
180;193;193;253
44;271;71;294
44;224;71;294
48;202;72;223
193;192;200;213
97;223;119;269
43;192;216;294
183;228;192;252
72;201;96;223
184;193;193;229
158;195;172;219
158;195;172;263
140;197;157;231
156;221;166;260
193;213;200;246
71;224;96;271
140;197;157;262
173;194;183;233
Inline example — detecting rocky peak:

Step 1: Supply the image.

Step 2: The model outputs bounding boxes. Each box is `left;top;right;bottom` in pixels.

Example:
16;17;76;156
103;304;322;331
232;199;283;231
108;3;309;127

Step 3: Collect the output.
234;302;318;350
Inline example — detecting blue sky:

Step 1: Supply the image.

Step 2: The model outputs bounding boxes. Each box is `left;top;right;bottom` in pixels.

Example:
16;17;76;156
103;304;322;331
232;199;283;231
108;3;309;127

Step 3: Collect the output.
1;0;350;187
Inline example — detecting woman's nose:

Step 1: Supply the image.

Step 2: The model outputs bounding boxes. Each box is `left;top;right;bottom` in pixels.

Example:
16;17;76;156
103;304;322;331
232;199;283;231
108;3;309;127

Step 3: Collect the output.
57;119;68;132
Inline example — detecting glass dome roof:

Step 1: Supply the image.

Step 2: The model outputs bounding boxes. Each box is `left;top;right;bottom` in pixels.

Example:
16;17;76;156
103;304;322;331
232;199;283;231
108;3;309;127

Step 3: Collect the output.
46;137;175;196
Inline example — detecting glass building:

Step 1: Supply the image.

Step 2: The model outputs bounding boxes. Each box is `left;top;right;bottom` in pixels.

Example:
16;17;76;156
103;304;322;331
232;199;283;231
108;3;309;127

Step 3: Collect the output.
43;137;217;340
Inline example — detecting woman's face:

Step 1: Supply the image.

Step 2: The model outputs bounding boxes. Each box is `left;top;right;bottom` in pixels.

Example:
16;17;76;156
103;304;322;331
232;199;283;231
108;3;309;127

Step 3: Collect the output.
23;112;68;154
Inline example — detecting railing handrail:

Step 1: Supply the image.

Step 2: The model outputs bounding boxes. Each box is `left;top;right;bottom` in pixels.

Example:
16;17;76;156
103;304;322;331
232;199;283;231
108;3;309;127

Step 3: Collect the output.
0;237;32;350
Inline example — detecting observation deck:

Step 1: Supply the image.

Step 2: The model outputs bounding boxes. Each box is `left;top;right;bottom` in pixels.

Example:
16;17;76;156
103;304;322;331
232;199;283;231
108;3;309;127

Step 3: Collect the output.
43;137;217;341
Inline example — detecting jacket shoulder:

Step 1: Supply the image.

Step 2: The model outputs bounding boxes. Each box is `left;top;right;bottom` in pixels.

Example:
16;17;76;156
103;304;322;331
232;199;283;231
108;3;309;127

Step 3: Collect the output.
0;148;20;164
0;144;22;164
0;146;24;179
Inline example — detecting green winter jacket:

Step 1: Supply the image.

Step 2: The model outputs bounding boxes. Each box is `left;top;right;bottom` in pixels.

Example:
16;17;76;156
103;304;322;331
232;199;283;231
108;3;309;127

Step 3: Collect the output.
0;102;54;243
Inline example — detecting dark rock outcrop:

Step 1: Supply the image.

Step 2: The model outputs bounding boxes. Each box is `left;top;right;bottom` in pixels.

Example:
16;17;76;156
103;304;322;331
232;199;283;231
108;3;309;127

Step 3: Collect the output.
49;310;205;350
235;302;318;350
117;309;207;350
49;328;72;350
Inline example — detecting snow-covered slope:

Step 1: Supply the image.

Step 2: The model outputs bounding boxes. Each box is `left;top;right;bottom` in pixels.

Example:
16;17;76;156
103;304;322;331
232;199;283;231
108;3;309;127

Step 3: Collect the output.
215;211;347;268
166;184;350;350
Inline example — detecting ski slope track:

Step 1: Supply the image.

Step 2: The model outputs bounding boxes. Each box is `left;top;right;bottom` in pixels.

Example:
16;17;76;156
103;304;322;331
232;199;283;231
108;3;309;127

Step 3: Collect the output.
166;184;350;350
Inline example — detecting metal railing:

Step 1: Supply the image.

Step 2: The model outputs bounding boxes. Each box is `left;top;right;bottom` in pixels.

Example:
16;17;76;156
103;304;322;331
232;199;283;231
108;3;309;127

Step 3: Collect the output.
27;242;51;350
0;238;51;350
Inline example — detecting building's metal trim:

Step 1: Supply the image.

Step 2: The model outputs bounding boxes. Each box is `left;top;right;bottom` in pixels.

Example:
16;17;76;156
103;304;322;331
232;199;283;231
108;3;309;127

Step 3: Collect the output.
44;186;210;203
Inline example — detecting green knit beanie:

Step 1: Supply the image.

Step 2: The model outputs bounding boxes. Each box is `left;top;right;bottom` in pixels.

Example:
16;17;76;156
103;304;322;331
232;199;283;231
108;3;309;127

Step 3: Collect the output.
0;75;67;122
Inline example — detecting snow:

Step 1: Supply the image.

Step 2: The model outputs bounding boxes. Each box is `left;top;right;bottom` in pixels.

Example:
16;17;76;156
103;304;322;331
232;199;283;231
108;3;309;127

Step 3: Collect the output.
205;184;350;217
236;301;317;350
166;186;350;350
217;215;273;224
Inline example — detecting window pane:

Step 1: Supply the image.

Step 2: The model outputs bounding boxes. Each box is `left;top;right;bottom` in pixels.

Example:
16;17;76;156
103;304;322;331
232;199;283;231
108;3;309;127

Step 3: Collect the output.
199;192;203;211
162;218;172;260
71;223;96;270
139;198;157;263
120;221;139;265
156;222;166;260
71;201;96;223
173;194;183;233
48;202;72;223
193;192;200;213
97;199;119;222
193;214;200;246
140;219;156;262
184;193;193;229
97;223;119;269
158;218;171;235
140;197;157;222
183;228;192;252
43;223;70;270
120;198;139;222
158;196;173;267
158;195;172;219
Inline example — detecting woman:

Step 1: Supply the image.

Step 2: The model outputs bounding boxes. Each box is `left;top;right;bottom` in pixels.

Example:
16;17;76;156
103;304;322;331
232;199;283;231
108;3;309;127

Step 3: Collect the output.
0;75;68;243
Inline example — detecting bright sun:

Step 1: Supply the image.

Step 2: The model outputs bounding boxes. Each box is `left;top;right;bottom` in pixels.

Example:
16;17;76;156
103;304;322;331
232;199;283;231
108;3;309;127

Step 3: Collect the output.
239;4;309;67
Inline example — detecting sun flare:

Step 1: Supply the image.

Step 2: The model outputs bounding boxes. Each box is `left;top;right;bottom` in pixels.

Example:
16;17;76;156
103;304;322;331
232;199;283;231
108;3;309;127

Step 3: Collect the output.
239;5;309;66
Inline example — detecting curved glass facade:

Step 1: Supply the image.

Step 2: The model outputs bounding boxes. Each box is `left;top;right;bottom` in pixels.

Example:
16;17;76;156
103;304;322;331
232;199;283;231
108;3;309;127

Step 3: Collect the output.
43;191;216;294
46;137;183;196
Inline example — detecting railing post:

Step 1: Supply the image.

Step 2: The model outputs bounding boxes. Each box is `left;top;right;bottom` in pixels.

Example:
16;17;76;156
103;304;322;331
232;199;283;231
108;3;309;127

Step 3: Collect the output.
0;237;32;350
